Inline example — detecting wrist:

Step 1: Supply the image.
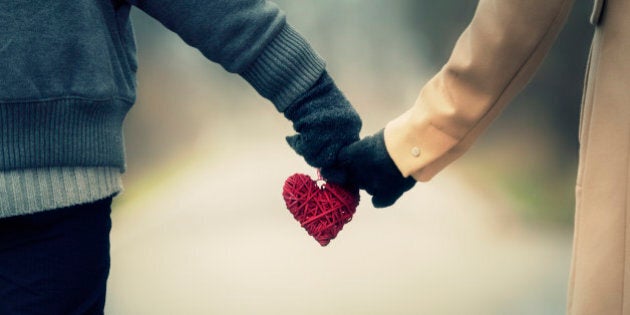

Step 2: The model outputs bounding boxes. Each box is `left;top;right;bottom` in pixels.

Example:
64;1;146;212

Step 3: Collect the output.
372;129;409;180
240;24;326;112
283;71;362;169
283;71;334;120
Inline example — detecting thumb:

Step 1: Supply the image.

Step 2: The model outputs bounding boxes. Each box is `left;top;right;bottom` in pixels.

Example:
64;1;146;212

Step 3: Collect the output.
371;193;398;208
285;134;304;154
370;177;416;208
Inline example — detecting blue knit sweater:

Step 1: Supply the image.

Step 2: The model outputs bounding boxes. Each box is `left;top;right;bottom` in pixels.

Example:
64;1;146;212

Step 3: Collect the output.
0;0;326;216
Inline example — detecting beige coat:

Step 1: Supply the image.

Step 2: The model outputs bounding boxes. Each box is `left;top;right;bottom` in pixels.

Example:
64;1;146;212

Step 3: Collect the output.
384;0;630;313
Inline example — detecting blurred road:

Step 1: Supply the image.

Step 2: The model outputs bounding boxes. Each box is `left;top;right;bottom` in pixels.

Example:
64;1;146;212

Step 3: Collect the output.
105;114;572;315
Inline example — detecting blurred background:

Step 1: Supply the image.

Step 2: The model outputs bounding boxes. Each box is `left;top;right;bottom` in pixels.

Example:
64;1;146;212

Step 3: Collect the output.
105;1;593;314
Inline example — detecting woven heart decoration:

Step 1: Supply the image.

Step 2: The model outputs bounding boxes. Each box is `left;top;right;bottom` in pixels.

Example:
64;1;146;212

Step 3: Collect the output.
282;173;360;246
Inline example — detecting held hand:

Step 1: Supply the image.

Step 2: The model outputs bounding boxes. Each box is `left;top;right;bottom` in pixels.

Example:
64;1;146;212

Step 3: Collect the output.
283;71;362;169
321;129;416;208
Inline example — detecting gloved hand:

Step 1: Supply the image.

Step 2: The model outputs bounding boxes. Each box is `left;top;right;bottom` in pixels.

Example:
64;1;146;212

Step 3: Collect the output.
321;129;416;208
284;71;362;169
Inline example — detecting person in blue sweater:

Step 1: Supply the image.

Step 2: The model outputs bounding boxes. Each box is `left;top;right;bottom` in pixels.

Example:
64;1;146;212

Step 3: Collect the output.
0;0;415;313
0;0;415;315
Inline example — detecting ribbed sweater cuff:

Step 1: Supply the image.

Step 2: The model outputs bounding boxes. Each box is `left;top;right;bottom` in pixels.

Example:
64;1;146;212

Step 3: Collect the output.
240;24;326;112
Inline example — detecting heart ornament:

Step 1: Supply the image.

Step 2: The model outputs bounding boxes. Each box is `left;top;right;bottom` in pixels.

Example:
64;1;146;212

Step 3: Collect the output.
282;173;360;246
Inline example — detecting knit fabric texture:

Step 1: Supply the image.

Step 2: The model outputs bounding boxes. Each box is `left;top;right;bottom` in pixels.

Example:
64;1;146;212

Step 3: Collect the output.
1;1;327;213
284;71;362;169
0;1;325;172
321;130;416;208
0;167;122;218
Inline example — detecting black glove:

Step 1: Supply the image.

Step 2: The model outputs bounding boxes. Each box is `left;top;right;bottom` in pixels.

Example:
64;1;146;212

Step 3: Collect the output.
321;129;416;208
284;71;362;169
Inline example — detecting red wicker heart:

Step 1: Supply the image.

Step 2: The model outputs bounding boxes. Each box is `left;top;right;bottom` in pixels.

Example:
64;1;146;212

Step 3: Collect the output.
282;173;360;246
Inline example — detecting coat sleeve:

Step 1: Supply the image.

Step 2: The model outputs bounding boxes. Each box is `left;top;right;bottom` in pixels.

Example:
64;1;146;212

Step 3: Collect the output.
384;0;576;182
128;0;325;112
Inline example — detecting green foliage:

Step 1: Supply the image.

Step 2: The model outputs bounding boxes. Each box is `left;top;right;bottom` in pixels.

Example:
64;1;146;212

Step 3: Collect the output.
498;164;576;227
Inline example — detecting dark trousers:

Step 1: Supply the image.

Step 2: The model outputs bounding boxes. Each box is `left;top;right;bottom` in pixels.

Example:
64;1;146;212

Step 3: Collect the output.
0;198;112;315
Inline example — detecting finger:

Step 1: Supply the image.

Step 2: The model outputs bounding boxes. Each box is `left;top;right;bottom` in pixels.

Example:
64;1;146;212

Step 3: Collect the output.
285;134;304;153
371;193;398;208
320;166;348;185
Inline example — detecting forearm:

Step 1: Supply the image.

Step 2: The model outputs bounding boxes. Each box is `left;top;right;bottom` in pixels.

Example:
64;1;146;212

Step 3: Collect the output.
129;0;325;111
385;0;576;181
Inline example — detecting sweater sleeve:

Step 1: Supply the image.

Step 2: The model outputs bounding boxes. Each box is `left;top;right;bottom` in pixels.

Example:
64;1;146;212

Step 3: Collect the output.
383;0;576;182
128;0;325;111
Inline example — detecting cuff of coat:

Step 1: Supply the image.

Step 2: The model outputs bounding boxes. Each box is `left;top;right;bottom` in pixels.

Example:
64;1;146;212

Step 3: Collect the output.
384;74;476;182
240;24;326;112
384;108;459;182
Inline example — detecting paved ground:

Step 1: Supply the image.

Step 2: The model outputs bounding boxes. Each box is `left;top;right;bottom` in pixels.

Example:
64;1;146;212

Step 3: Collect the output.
105;119;572;315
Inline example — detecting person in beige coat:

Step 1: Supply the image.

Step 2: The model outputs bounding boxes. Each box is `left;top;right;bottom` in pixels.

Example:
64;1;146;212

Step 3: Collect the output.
322;0;628;313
